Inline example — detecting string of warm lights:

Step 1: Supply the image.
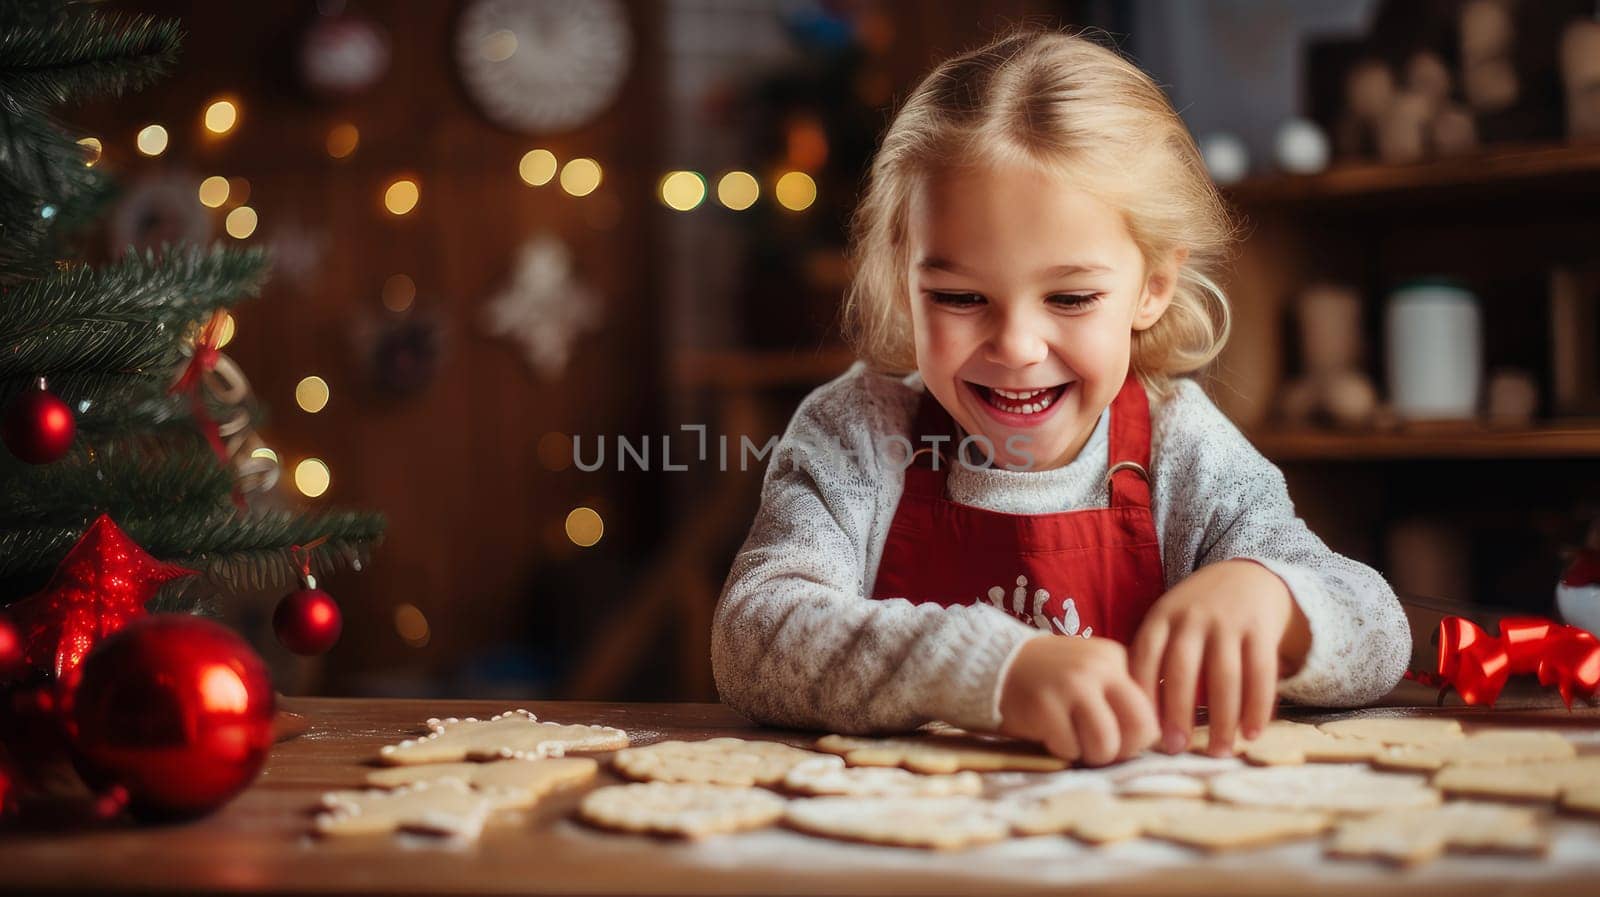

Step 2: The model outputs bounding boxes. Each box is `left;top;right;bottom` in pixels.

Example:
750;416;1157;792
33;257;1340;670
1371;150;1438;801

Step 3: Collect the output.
90;90;827;589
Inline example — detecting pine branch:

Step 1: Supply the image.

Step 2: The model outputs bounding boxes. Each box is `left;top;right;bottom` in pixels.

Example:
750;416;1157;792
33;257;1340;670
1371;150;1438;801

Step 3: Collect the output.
0;11;180;114
0;434;235;529
0;508;387;583
0;244;271;378
0;104;106;280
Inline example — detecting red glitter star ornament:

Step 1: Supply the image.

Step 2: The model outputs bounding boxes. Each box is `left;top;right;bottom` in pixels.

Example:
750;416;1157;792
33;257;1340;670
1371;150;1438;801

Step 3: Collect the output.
5;515;196;681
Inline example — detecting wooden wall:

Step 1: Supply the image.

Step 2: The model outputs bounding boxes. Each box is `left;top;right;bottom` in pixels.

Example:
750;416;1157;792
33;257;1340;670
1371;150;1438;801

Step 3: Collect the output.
79;0;668;693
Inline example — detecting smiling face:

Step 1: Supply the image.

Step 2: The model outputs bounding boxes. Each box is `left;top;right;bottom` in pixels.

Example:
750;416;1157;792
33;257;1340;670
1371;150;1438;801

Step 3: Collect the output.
906;161;1178;471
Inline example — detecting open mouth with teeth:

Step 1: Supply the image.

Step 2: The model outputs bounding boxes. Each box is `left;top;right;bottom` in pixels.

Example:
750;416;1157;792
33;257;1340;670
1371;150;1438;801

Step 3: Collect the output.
966;381;1071;419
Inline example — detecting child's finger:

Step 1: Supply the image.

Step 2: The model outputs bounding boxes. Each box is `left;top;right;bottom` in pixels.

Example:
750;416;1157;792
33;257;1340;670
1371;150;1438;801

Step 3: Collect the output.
1129;617;1169;699
1203;633;1241;757
1107;678;1160;759
1240;632;1278;739
1071;698;1122;767
1037;697;1081;763
1158;628;1204;753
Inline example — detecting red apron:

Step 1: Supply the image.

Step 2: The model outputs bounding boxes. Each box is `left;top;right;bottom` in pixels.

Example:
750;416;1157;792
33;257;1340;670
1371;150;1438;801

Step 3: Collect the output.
869;373;1165;644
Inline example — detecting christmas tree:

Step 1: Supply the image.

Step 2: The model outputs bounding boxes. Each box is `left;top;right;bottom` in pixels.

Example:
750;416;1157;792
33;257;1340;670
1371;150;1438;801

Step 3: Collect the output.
0;4;383;631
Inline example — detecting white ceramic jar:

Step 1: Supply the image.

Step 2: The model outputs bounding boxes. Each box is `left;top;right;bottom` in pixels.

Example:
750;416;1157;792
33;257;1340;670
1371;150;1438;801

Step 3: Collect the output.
1385;280;1483;420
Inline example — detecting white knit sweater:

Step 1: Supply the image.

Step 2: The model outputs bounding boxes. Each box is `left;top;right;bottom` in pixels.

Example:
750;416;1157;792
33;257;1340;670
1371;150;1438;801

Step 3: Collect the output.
711;362;1412;735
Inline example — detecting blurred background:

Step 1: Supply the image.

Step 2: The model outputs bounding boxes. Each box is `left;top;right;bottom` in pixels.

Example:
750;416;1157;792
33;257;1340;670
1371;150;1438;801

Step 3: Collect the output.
67;0;1600;700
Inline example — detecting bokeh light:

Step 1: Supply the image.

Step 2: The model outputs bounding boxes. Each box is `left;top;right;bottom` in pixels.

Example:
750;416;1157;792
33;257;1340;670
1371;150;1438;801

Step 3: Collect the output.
77;136;102;167
224;206;258;239
717;171;759;210
385;178;420;215
198;175;230;208
204;99;238;134
519;148;557;186
559;158;602;196
326;122;359;159
215;312;237;349
136;124;168;156
294;458;331;498
659;170;706;211
537;432;572;471
295;376;330;414
394;603;430;647
480;29;517;61
775;171;817;211
382;273;416;312
564;507;604;547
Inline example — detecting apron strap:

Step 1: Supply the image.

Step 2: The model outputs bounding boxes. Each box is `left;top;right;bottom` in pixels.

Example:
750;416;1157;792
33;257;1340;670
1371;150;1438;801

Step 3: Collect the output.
1106;372;1153;510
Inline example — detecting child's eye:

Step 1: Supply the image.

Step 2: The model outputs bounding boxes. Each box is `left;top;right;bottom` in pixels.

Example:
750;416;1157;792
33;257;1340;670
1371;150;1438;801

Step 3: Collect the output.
927;291;984;308
1047;293;1102;310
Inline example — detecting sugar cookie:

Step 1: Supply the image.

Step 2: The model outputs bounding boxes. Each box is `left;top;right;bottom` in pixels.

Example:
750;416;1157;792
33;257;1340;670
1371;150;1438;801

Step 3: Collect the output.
783;796;1010;850
578;782;786;838
817;732;1067;774
1116;773;1209;799
1432;754;1600;802
377;710;629;765
1141;804;1331;851
611;737;823;787
1208;763;1440;815
1327;802;1545;866
1002;790;1203;842
1562;785;1600;816
1191;720;1381;765
781;755;983;797
1317;717;1464;745
1372;729;1575;772
315;779;505;839
365;757;598;808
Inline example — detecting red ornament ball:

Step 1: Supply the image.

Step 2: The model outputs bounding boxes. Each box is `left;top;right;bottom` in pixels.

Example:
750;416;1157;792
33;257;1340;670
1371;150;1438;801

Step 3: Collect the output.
0;614;23;678
273;588;342;656
2;384;75;464
66;614;275;820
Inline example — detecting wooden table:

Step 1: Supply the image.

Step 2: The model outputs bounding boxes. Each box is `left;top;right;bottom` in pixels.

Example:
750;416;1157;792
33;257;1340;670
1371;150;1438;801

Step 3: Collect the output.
5;689;1600;896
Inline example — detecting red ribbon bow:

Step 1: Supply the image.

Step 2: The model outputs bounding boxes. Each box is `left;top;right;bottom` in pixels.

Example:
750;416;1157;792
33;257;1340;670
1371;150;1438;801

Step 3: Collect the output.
169;310;244;511
1420;615;1600;707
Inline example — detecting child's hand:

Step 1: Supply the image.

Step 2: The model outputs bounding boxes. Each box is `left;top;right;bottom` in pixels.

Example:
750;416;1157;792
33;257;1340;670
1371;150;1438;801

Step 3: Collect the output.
1129;559;1311;757
998;636;1160;766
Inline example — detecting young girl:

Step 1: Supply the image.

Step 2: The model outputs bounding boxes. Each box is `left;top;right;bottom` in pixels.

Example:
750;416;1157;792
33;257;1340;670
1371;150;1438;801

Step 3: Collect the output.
711;28;1410;766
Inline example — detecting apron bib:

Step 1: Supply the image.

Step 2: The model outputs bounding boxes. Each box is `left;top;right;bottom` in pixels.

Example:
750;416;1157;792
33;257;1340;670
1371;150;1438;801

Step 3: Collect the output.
869;373;1165;644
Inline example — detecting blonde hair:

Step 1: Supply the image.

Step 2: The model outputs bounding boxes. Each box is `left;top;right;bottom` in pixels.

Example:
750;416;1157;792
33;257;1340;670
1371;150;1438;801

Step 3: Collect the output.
842;26;1237;400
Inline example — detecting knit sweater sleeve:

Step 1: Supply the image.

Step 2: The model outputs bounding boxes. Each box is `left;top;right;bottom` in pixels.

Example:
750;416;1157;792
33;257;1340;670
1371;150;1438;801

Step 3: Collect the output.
711;364;1043;735
1151;380;1412;706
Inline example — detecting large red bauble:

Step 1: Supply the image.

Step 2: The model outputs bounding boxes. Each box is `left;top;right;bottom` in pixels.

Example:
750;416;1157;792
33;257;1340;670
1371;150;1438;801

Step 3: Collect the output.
272;588;342;656
0;615;23;678
66;615;275;820
2;385;76;464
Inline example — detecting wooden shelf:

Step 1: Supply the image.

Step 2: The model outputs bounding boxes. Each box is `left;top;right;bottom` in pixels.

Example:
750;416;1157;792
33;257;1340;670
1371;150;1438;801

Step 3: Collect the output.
673;347;858;390
1224;141;1600;207
1251;423;1600;461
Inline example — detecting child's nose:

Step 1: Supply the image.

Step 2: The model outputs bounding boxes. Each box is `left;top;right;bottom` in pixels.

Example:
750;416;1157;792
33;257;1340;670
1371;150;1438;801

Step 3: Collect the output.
986;311;1050;367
